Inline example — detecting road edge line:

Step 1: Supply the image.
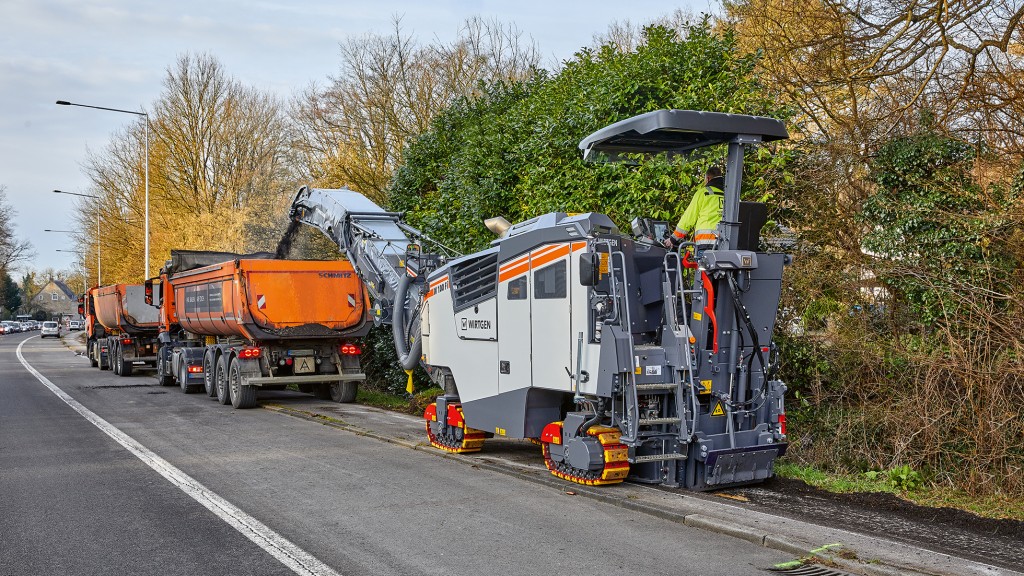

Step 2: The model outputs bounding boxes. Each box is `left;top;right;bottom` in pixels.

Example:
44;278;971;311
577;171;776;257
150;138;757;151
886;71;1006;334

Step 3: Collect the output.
16;337;343;576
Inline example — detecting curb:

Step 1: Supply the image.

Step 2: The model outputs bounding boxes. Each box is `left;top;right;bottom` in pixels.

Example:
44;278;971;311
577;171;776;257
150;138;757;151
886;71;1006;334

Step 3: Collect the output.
261;404;938;576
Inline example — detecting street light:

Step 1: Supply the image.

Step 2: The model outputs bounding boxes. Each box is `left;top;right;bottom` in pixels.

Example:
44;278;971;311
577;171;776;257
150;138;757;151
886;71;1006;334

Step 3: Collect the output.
53;190;100;285
55;249;88;293
57;99;149;279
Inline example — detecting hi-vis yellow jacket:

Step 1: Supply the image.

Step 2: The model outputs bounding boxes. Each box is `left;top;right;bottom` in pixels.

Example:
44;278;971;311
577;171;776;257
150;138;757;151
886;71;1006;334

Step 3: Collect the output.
672;185;724;244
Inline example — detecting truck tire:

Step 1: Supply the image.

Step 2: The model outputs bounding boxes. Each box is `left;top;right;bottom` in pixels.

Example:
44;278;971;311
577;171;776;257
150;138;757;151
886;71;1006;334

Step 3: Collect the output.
112;342;122;375
121;347;134;377
203;350;217;397
99;339;110;371
228;358;257;409
157;355;175;386
88;340;98;368
330;381;358;403
216;355;231;405
179;363;198;394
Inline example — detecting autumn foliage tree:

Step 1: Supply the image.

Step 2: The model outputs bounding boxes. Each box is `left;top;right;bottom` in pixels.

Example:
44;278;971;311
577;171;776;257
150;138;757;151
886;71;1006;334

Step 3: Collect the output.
80;54;289;283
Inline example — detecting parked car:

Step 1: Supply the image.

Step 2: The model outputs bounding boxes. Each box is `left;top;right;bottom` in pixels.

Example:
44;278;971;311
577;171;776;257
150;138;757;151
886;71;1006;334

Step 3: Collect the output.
41;321;61;338
0;324;7;335
68;319;83;331
3;321;19;333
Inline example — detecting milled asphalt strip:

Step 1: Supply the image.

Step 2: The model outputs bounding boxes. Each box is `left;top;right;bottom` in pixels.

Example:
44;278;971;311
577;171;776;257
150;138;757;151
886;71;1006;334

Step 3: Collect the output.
16;338;343;576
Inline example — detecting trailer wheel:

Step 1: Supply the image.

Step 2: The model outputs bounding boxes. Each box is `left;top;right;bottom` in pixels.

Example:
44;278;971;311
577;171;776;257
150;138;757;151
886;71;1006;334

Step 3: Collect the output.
88;340;98;368
119;344;134;377
112;342;121;375
179;363;199;394
228;358;257;409
203;350;217;397
329;381;358;403
98;339;110;371
215;355;231;405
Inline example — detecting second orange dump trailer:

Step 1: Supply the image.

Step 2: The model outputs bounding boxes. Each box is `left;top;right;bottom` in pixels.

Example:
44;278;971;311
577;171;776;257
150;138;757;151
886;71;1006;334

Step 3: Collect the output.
85;283;161;375
146;251;372;408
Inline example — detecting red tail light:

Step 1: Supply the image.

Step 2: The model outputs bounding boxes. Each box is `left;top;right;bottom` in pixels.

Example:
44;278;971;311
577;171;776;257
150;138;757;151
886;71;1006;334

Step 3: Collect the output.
340;343;362;355
778;413;787;435
238;347;262;359
121;338;132;345
187;365;203;374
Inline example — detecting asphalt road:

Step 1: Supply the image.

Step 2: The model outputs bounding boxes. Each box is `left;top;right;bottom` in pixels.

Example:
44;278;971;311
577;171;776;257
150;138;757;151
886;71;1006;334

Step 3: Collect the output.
1;331;792;576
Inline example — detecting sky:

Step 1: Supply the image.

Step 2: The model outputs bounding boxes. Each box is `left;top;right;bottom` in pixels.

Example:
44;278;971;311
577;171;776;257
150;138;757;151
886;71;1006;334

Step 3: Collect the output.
0;0;713;276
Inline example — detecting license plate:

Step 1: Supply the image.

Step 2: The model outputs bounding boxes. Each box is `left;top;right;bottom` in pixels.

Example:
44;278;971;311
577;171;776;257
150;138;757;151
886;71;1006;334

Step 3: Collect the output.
294;356;316;374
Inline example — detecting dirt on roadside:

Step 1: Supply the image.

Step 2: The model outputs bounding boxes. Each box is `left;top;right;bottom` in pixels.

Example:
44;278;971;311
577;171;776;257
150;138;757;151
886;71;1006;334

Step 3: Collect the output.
733;476;1024;572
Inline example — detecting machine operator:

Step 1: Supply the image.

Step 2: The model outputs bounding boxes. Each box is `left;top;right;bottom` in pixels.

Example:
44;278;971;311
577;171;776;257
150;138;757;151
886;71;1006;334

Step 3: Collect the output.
663;166;725;251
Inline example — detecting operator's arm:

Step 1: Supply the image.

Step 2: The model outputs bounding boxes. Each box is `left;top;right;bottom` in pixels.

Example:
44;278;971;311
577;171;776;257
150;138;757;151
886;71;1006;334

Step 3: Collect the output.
670;188;702;243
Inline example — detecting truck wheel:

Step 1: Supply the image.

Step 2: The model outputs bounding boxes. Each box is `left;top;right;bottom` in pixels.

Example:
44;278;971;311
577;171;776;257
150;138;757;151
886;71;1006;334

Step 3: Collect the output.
157;355;175;386
216;355;231;405
99;340;110;371
121;353;133;377
228;358;257;409
179;363;195;394
112;342;121;375
330;381;358;403
203;350;217;397
88;340;98;368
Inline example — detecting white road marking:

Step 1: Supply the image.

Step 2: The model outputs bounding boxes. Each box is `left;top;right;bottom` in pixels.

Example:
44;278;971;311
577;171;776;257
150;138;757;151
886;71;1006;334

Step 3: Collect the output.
17;338;342;576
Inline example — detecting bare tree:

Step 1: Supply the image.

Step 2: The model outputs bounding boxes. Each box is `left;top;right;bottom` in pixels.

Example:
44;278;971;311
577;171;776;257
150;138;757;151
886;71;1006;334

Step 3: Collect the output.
290;16;540;202
80;54;290;283
0;185;33;275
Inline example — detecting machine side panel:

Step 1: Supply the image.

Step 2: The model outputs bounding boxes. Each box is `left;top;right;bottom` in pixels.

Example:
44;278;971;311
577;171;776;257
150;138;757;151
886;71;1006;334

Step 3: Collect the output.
497;254;532;393
422;280;498;404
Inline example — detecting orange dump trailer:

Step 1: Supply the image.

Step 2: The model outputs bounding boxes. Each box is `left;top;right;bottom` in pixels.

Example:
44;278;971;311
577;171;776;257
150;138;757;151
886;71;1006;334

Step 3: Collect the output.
86;283;160;376
152;252;371;408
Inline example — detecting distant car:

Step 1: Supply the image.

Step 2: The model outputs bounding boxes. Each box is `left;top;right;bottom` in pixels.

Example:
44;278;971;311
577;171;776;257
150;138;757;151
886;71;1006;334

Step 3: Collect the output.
41;321;60;338
20;322;32;332
0;324;7;335
3;322;18;333
68;319;83;331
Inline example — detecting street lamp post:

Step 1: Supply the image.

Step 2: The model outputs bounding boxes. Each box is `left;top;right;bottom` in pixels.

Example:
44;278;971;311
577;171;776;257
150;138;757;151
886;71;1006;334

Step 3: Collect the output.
53;190;100;285
57;100;149;279
54;249;88;293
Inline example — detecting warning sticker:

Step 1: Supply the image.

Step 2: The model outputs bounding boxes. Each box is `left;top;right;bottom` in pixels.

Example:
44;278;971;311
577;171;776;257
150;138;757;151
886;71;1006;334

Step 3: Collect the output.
711;402;725;417
692;312;703;321
699;379;712;394
645;365;662;376
257;294;267;310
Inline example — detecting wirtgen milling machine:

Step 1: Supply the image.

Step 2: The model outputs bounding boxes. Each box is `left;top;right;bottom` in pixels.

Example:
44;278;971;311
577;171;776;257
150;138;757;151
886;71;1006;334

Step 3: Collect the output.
288;110;790;490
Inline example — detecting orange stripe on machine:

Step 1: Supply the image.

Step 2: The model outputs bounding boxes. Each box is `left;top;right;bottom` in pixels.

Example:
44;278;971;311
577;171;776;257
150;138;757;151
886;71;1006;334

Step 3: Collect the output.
498;243;577;283
424;275;450;301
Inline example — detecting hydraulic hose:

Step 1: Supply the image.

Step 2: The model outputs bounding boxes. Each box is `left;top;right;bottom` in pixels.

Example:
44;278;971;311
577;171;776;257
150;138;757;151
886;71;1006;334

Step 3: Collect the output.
392;271;422;370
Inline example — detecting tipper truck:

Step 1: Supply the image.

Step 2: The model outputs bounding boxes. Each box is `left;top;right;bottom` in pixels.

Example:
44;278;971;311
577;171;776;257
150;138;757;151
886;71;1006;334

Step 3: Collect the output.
85;283;161;376
287;109;791;490
146;251;372;408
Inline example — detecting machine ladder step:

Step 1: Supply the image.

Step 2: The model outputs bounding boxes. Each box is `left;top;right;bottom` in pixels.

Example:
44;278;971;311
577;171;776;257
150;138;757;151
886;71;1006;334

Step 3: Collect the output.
638;417;681;426
631;453;687;464
635;383;677;392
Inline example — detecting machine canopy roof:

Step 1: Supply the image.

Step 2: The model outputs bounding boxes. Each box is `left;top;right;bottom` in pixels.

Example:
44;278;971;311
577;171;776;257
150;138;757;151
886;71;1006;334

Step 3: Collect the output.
579;109;789;161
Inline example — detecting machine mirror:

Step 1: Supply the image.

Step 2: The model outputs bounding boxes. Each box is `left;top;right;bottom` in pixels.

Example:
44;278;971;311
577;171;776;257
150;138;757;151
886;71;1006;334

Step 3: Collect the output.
77;304;84;316
579;252;601;286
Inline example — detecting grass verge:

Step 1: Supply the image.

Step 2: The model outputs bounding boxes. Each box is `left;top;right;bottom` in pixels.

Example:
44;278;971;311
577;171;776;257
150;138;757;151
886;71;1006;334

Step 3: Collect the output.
356;386;444;415
776;462;1024;521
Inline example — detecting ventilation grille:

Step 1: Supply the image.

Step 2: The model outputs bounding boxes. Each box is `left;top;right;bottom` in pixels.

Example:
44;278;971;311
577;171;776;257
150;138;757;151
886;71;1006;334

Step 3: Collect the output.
450;251;498;311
